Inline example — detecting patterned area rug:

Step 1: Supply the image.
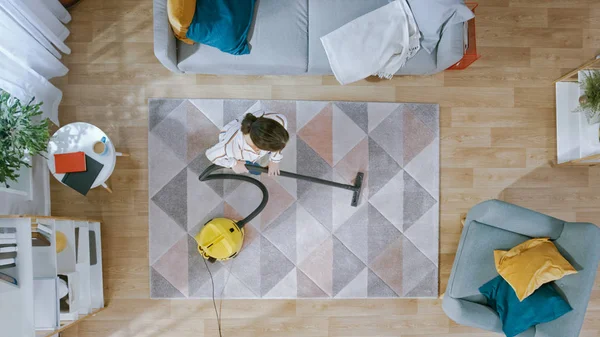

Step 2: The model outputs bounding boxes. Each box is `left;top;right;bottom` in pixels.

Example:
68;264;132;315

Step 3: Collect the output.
148;99;439;299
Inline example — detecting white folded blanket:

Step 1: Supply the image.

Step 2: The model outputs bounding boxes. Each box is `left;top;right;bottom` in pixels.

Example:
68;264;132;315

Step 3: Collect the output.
320;0;420;85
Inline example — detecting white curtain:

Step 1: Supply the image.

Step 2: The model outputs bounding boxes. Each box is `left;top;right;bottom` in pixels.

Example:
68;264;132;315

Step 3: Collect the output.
0;0;71;126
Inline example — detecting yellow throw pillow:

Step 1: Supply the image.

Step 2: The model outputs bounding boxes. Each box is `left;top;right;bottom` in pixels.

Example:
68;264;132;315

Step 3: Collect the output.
494;238;577;301
168;0;196;45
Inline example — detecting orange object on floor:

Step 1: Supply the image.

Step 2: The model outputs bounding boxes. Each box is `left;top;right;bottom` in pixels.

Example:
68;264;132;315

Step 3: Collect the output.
447;3;480;70
54;151;87;173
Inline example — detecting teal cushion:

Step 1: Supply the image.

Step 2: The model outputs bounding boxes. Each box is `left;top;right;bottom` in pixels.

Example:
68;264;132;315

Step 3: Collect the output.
479;276;572;337
186;0;256;55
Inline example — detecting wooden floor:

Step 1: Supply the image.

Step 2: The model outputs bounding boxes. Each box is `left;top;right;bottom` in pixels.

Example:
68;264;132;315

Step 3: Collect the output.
52;0;600;336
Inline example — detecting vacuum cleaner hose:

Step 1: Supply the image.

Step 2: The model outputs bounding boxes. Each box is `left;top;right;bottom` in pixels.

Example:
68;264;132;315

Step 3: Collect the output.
198;164;268;228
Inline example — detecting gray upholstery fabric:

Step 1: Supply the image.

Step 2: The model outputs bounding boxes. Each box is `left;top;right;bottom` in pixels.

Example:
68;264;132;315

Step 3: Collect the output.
443;199;600;337
153;0;181;73
153;0;466;75
177;0;308;74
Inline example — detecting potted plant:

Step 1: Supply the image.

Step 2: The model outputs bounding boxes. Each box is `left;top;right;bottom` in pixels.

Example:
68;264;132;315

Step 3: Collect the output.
0;92;50;189
577;70;600;125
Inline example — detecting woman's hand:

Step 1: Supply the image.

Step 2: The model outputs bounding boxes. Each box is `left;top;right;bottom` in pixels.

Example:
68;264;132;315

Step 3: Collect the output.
268;162;280;176
232;160;249;174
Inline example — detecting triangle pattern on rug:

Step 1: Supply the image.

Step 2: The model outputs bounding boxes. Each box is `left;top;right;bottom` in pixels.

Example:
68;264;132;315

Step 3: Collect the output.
403;108;435;165
332;104;366;166
335;267;367;298
298;236;333;296
263;203;297;263
151;99;189;162
334;203;368;263
368;203;401;263
369;236;403;296
369;106;404;167
152;235;189;297
227;237;261;297
261;235;294;296
331;171;364;232
403;103;439;137
149;202;186;265
190;266;226;298
367;102;399;133
265;267;297;298
403;139;439;200
187;202;224;235
369;170;404;232
297;269;328;298
152;167;188;231
277;135;297;199
148;132;186;198
260;176;295;230
297;100;329;131
187;153;223;197
367;269;398;298
225;177;265;229
186;101;221;163
335;102;368;133
296;204;330;264
298;178;333;232
151;267;185;298
402;236;437;297
149;99;184;131
334;137;368;190
223;270;256;298
404;203;439;266
368;137;401;197
297;103;333;166
403;171;436;232
187;167;222;233
404;269;437;298
187;234;222;296
189;99;224;129
332;236;366;297
223;99;258;124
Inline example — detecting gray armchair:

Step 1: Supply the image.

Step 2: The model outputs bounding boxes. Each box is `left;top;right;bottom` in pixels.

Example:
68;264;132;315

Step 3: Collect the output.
443;199;600;337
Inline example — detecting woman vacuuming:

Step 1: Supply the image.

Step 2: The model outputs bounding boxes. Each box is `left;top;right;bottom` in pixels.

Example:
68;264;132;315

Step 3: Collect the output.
205;110;289;176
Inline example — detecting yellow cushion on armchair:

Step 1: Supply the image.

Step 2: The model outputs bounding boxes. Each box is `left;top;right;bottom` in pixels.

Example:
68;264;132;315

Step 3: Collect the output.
494;238;577;301
168;0;196;45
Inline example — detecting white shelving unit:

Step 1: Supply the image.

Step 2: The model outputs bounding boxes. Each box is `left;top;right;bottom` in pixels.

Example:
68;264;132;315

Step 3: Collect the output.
0;216;104;337
555;57;600;165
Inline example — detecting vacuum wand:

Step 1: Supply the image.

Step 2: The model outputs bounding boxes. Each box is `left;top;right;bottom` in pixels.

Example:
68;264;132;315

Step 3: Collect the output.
245;164;364;207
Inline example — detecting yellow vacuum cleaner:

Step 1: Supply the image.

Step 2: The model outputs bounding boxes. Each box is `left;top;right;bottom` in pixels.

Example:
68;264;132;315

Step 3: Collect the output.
195;163;364;262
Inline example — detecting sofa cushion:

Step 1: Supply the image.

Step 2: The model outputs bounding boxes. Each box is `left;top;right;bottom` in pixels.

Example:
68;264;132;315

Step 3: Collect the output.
494;238;577;301
448;220;531;299
167;0;196;45
479;276;572;337
178;0;308;74
307;0;437;75
186;0;256;55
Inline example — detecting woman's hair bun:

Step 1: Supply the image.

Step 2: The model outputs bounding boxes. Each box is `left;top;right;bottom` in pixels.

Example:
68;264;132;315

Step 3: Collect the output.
241;113;258;134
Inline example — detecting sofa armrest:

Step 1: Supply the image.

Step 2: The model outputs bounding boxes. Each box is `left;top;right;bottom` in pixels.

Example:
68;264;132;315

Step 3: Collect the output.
465;200;565;239
153;0;182;73
442;295;503;332
435;22;463;72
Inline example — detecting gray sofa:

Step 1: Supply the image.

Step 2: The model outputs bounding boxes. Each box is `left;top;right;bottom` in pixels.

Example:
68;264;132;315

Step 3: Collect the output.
154;0;465;75
443;200;600;337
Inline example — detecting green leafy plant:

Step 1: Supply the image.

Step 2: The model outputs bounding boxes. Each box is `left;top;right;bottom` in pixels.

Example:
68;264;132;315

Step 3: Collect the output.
0;92;50;188
580;70;600;113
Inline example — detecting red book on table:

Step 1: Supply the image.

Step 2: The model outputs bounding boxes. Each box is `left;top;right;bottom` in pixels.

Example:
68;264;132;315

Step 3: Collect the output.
54;152;87;173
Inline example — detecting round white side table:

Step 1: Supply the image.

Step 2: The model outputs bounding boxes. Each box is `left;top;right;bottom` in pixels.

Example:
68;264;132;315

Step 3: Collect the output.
47;122;127;193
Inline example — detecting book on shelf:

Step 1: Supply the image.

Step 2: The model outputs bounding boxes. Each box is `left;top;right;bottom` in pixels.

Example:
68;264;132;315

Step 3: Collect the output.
61;155;104;196
0;257;16;266
0;271;17;286
0;245;17;253
0;237;17;245
0;233;16;239
54;151;87;174
0;252;17;260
